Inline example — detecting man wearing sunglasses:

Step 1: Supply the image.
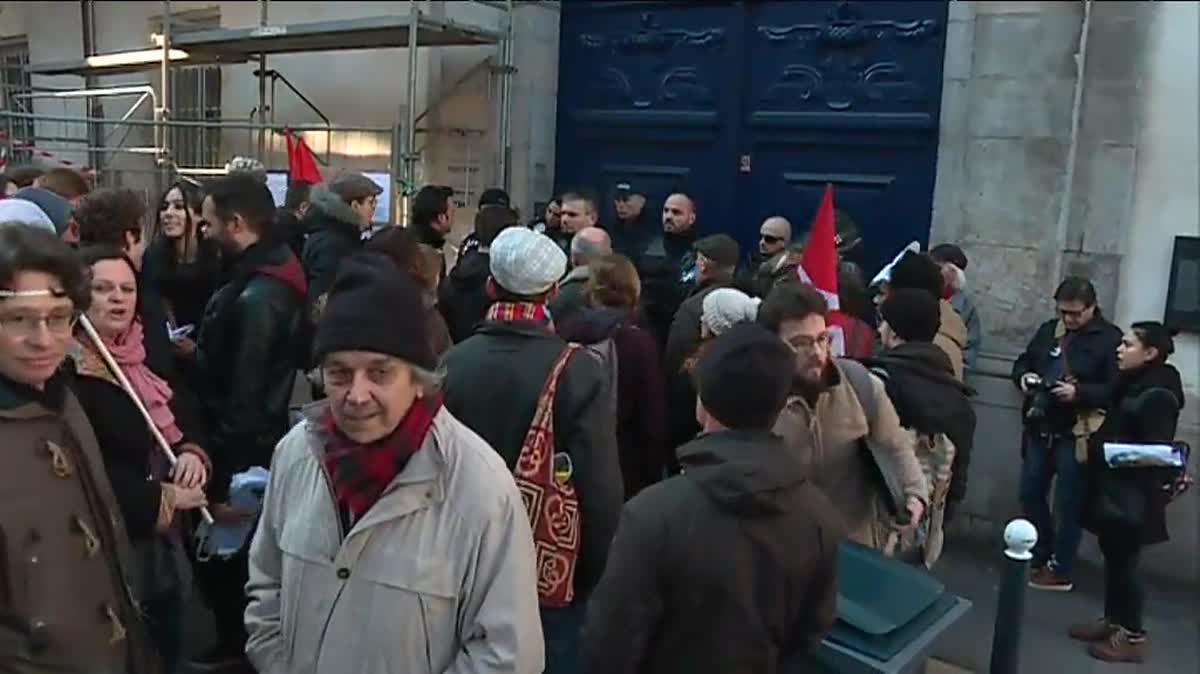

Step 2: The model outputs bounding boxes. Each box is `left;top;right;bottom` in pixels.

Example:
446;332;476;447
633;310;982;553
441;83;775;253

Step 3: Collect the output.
751;216;797;295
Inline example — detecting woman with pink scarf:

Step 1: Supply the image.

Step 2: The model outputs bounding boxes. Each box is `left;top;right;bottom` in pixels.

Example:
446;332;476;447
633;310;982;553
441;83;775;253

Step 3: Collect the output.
71;246;211;672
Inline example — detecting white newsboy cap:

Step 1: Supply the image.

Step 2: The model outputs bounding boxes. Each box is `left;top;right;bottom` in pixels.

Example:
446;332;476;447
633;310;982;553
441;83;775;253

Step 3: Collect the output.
489;227;567;296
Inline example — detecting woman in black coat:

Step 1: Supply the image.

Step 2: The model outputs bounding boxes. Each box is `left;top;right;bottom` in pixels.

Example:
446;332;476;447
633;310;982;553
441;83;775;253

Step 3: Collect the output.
1069;322;1186;664
73;246;212;672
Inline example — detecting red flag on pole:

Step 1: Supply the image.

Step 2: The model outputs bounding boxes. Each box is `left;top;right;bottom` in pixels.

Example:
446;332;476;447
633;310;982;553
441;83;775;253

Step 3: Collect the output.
797;183;851;356
285;129;323;184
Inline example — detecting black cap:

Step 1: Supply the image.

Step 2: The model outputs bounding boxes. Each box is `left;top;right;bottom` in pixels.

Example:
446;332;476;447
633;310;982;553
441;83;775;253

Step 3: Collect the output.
889;252;945;301
880;288;941;343
696;323;794;430
478;188;511;208
694;234;740;268
614;181;640;199
313;252;436;370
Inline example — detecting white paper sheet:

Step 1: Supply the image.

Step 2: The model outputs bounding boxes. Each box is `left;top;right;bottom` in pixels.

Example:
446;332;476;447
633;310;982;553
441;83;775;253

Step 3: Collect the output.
1103;443;1185;468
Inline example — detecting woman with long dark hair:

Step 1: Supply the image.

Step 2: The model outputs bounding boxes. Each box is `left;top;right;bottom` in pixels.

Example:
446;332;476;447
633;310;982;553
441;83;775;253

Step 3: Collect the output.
1069;321;1189;663
143;180;221;332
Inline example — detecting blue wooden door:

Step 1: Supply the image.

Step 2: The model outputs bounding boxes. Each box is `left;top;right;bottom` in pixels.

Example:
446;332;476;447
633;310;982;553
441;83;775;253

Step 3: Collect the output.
555;0;949;276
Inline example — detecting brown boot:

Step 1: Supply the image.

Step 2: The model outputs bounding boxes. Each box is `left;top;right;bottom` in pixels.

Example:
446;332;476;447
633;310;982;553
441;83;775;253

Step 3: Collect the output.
1087;627;1146;663
1068;617;1117;642
1028;566;1074;592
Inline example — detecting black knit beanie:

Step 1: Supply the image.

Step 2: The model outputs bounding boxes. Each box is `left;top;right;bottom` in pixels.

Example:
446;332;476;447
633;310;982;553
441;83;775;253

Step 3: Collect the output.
313;251;436;370
880;287;941;343
889;252;946;300
695;323;794;430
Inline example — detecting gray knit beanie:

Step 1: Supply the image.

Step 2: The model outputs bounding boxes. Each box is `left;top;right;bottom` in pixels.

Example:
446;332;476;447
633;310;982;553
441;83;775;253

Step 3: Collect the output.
701;288;762;337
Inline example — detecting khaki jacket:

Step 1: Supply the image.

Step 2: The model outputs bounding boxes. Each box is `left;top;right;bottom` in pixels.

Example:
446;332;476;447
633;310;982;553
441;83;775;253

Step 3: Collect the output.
0;376;157;674
245;404;544;674
936;300;968;381
773;361;929;547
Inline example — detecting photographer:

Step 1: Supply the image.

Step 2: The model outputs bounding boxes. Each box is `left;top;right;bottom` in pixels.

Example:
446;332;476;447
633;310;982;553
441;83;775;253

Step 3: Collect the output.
1012;276;1122;592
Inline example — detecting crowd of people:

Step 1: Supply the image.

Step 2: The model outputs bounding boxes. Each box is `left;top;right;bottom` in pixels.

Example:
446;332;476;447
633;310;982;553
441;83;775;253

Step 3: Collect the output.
0;162;1190;673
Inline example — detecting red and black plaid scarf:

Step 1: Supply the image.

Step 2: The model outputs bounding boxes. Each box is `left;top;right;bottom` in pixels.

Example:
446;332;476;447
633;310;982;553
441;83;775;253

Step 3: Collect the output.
486;301;555;331
321;392;444;523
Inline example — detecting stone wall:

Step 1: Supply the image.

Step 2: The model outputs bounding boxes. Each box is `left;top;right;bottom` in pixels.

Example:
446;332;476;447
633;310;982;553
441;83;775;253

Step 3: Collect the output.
933;0;1200;585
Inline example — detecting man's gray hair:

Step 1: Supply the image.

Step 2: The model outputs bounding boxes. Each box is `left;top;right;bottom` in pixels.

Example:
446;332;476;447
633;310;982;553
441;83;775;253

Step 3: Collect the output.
411;363;445;392
570;226;612;266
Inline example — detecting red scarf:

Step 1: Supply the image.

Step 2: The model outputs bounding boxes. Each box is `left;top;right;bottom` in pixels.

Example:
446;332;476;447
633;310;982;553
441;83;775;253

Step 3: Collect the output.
486;301;555;331
321;392;443;523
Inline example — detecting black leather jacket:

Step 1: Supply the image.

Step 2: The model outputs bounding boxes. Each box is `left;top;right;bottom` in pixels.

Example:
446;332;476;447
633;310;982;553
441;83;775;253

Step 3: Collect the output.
193;241;306;501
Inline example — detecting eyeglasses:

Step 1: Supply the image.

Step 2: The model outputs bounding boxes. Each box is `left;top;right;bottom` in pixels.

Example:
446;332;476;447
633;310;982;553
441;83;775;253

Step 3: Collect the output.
0;310;78;338
760;234;784;244
784;332;831;352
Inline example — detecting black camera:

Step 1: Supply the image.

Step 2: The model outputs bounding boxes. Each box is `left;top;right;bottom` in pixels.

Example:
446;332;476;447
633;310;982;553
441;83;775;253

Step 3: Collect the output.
1024;380;1057;423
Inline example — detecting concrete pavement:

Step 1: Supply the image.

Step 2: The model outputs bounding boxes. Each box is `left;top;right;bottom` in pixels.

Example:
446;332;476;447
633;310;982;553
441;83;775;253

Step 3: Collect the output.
180;533;1198;673
928;541;1199;674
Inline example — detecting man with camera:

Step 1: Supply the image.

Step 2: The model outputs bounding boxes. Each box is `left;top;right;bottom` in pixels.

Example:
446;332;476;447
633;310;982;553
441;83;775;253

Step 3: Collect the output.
1013;276;1122;591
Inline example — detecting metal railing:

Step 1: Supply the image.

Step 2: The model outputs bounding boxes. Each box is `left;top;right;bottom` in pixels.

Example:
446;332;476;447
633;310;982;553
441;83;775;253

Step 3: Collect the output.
0;108;408;221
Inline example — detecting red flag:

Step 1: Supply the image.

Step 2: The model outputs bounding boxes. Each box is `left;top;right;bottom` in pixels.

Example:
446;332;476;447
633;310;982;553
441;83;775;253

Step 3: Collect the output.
798;183;851;356
285;129;322;184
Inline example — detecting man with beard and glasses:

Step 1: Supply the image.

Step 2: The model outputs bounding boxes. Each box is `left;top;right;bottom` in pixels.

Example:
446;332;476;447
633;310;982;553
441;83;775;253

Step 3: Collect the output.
761;281;929;550
864;289;976;564
189;174;308;670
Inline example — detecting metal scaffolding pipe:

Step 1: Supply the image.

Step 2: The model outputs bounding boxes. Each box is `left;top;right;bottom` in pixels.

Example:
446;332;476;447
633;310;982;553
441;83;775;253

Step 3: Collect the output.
257;0;269;159
0;110;390;133
159;0;171;188
404;0;420;221
497;0;514;192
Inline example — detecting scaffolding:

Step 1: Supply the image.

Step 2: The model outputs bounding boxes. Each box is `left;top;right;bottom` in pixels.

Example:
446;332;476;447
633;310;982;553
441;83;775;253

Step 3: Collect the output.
9;0;518;221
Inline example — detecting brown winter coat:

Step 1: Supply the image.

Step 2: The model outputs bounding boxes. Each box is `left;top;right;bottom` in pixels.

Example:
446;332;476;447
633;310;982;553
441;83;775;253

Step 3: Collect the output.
0;373;158;674
936;300;967;381
774;360;929;547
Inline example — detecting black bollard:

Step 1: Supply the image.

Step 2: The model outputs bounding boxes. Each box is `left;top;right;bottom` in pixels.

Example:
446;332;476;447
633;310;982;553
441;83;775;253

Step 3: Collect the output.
990;519;1038;674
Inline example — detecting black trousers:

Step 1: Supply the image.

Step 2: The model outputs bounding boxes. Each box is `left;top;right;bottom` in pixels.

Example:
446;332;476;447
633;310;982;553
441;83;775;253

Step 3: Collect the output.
1099;534;1143;632
193;544;250;654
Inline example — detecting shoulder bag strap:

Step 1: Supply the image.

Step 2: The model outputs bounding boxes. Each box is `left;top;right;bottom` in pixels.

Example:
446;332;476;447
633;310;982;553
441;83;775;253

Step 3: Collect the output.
517;344;580;483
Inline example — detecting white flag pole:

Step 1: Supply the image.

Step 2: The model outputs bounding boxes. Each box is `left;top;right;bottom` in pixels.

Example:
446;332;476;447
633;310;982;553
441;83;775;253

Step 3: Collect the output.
78;314;214;526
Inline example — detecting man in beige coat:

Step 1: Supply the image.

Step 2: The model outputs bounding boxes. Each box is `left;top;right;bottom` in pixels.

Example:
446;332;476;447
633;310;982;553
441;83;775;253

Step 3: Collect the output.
244;252;544;673
760;281;929;548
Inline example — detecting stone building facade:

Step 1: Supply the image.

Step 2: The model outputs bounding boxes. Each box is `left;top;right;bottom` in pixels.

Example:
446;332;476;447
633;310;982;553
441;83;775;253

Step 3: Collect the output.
932;0;1199;585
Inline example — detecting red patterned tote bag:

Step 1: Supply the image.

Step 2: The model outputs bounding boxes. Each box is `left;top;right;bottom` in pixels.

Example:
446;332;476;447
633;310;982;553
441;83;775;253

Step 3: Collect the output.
514;344;582;608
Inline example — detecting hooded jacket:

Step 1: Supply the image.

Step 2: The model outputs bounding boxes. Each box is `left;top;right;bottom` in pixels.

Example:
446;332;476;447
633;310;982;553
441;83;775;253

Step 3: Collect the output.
863;342;976;506
300;189;364;311
581;430;843;674
559;307;667;498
